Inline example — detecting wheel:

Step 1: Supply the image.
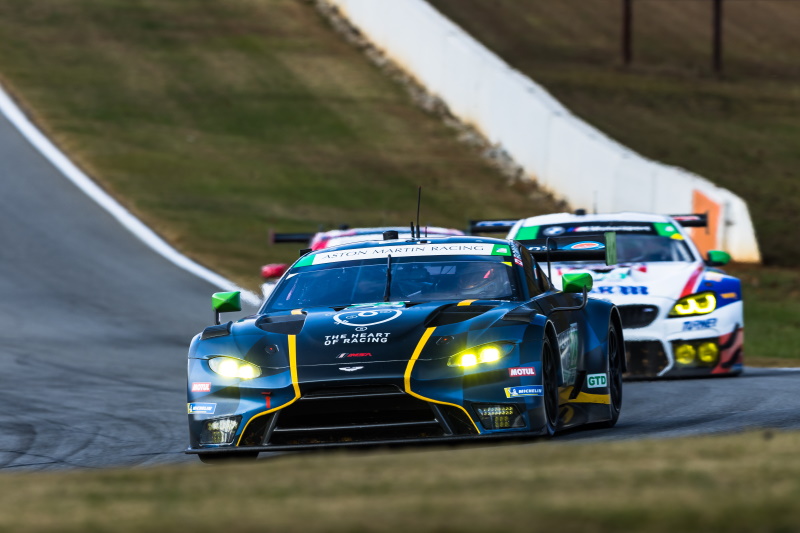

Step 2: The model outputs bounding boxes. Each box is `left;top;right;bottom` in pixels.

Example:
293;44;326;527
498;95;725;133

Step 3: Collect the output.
541;334;560;436
198;451;259;464
598;321;623;428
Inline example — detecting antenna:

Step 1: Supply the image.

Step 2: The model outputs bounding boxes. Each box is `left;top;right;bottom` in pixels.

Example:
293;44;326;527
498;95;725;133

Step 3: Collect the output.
410;221;415;240
416;186;422;239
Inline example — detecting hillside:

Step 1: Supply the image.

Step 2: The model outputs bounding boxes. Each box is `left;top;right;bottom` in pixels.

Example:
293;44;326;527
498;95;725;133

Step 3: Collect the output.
429;0;800;266
0;0;559;289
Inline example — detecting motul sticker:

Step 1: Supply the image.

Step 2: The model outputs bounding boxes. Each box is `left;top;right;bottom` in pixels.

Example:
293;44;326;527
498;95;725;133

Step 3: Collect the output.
586;373;607;388
191;382;211;392
508;367;536;377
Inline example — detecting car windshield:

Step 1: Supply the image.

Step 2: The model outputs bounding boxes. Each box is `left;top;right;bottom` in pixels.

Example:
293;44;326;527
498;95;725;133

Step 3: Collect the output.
615;234;694;263
264;256;517;311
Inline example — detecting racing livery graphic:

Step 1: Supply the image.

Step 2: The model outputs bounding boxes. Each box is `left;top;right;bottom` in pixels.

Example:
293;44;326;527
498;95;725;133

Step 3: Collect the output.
187;234;624;461
501;212;744;378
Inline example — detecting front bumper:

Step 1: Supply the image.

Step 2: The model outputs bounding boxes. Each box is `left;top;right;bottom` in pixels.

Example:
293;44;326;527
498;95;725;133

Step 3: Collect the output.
620;300;744;378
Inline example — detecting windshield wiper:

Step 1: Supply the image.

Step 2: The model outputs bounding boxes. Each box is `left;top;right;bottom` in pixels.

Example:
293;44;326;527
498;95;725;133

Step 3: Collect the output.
383;254;392;302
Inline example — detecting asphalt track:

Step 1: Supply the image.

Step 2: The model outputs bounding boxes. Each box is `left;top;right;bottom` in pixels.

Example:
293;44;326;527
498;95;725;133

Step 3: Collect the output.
1;109;800;471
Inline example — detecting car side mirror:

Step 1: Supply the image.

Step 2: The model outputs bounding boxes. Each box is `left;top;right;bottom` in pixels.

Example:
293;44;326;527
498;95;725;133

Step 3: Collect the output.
212;291;241;325
706;250;730;267
562;272;593;293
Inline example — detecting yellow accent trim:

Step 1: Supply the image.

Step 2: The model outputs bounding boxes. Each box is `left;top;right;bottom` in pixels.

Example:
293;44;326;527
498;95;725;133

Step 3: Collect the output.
721;292;737;299
559;386;610;405
457;299;476;306
291;308;303;315
235;335;301;446
404;327;482;434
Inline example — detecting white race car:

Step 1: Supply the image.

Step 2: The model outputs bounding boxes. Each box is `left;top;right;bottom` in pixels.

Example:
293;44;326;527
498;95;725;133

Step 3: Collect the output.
489;212;743;378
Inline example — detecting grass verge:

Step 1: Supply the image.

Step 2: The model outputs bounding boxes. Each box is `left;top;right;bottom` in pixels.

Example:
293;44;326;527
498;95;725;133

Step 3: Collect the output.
2;430;799;532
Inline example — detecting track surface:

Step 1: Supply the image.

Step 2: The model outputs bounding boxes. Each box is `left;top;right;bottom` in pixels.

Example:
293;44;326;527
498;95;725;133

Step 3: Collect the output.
1;111;799;471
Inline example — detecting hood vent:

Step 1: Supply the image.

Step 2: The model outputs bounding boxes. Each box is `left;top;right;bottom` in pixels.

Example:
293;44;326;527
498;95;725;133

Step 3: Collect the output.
256;313;306;335
426;305;496;327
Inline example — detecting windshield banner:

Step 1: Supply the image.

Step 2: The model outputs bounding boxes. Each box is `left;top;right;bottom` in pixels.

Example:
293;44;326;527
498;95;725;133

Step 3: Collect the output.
296;243;511;267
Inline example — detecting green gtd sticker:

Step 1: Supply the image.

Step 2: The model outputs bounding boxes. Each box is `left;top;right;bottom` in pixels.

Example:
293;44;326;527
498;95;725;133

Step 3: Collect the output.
586;373;607;388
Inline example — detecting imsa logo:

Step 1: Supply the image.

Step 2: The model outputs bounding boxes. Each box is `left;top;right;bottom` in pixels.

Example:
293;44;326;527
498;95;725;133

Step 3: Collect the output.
586;373;607;389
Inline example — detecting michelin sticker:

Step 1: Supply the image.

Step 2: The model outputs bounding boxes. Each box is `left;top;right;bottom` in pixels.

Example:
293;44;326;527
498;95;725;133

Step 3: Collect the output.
188;403;216;415
504;385;544;398
683;318;718;331
586;373;607;389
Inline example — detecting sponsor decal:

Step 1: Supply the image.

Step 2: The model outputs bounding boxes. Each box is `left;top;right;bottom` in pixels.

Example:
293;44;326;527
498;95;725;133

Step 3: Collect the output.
339;366;364;372
566;241;603;250
301;243;504;266
593;285;649;295
325;332;391;345
682;318;718;331
346;302;405;309
509;367;536;377
188;403;216;415
543;226;565;236
191;382;211;393
514;257;523;266
558;323;580;384
261;391;271;409
334;309;402;327
721;292;738;299
586;373;607;388
570;225;650;233
504;385;544;398
337;352;373;358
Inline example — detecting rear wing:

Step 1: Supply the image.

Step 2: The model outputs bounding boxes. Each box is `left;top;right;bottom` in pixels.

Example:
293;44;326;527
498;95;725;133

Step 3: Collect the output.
669;214;708;228
467;219;519;235
518;232;617;266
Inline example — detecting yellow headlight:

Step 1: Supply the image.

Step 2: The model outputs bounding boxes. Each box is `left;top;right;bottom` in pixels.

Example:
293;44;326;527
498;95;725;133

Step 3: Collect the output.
674;344;696;365
698;342;719;364
209;357;262;380
669;292;717;317
447;343;513;368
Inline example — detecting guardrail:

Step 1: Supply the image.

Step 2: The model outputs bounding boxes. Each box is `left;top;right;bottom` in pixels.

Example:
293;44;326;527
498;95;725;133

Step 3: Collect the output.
327;0;761;262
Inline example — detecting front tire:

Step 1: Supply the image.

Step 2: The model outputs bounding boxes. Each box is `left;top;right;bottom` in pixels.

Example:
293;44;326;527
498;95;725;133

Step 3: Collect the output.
541;334;560;436
599;322;623;428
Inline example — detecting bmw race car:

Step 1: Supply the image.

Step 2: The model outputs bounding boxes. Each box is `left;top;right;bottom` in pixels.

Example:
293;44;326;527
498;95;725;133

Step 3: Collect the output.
260;226;464;295
483;212;743;379
187;232;624;461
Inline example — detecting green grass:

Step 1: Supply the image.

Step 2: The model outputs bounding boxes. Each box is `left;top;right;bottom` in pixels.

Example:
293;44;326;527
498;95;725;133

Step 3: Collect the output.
735;265;800;365
428;0;800;267
2;430;800;532
0;0;560;289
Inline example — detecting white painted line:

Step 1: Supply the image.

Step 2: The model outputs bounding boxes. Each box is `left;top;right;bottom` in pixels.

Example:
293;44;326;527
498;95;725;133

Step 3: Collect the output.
0;85;260;306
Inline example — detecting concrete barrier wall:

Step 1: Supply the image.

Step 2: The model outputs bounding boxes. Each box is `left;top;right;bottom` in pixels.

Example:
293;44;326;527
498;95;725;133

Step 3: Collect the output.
329;0;761;262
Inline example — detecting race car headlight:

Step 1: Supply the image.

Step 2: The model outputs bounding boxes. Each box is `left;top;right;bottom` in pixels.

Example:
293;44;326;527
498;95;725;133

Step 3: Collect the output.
208;357;262;380
447;343;514;368
669;292;717;317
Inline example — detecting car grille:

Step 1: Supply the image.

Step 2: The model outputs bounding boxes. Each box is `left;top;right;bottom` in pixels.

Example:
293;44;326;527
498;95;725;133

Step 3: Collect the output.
246;385;474;446
618;305;659;329
625;340;669;377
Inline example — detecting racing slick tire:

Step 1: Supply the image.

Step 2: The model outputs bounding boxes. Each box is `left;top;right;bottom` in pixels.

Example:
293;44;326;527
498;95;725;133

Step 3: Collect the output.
198;451;259;464
598;322;623;429
542;334;560;436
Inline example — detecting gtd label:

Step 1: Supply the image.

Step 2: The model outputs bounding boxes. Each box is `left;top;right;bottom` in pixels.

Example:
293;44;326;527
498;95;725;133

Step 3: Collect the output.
586;373;607;388
333;309;402;327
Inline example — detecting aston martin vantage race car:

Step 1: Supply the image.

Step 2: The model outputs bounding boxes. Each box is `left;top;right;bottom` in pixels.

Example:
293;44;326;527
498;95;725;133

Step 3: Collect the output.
187;232;624;461
474;212;743;379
